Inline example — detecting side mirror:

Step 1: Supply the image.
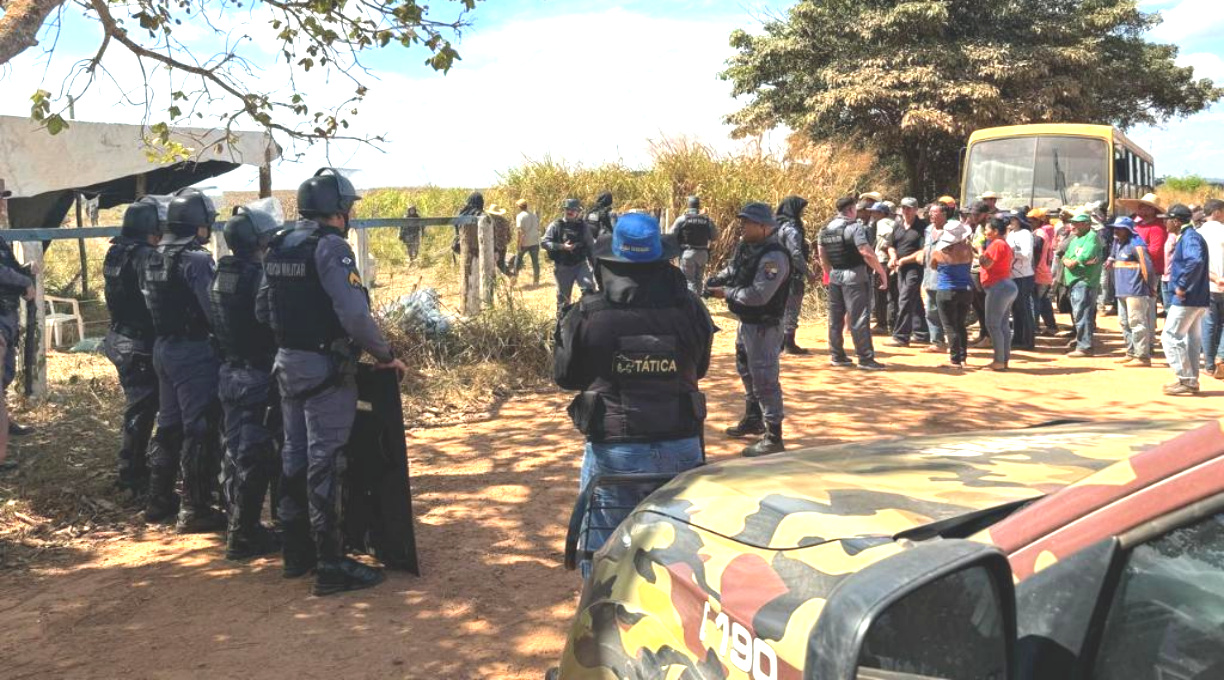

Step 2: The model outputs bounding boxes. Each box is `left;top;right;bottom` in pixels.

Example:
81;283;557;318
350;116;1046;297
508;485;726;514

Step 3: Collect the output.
807;540;1016;680
1114;157;1131;184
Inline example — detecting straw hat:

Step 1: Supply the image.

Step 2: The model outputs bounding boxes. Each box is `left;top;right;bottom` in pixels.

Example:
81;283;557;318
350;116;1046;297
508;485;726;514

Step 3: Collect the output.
1117;193;1163;212
979;191;999;200
858;191;883;202
487;204;508;216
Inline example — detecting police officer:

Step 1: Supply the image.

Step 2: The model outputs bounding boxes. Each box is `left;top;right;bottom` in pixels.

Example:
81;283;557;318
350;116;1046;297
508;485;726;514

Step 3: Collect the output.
706;202;791;457
0;195;34;473
542;198;597;316
102;197;163;494
554;212;713;574
142;188;225;532
820;196;890;370
587;190;616;239
211;203;283;560
670;196;718;295
258;168;407;595
776;195;812;355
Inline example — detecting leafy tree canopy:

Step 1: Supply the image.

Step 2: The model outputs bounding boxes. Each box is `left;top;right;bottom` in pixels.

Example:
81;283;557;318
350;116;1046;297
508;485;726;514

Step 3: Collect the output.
0;0;481;154
722;0;1223;197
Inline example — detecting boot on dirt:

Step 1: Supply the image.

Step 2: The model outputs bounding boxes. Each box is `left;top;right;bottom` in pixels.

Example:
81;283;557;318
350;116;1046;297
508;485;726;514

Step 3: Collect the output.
144;426;183;523
782;331;809;356
226;464;281;561
312;532;384;596
282;521;317;578
176;435;225;534
742;423;785;458
227;524;281;561
725;400;765;438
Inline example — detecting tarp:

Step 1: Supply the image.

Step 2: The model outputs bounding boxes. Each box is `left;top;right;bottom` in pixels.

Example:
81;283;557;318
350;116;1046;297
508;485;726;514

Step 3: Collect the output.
0;115;279;229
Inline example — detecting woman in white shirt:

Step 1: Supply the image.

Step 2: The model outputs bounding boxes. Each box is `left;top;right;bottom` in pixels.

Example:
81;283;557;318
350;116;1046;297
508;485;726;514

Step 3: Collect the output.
1007;211;1037;350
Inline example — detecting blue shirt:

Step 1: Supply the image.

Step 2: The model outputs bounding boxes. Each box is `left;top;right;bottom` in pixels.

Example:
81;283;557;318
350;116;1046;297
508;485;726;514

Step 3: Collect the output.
1169;226;1210;307
1110;237;1154;299
936;262;973;291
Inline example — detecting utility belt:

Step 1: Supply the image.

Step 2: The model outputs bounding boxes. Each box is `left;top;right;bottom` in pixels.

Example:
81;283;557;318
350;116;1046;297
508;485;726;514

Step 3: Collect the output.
277;338;358;402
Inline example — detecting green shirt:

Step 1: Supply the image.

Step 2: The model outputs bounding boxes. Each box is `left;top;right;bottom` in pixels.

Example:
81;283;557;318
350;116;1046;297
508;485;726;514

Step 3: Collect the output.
1063;231;1103;289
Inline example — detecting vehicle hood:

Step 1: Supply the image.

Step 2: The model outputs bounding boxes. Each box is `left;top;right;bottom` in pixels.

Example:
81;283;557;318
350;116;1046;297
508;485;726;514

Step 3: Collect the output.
639;421;1205;551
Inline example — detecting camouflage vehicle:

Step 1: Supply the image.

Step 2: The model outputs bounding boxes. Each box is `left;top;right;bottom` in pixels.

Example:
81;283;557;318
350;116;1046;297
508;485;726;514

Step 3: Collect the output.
553;420;1224;679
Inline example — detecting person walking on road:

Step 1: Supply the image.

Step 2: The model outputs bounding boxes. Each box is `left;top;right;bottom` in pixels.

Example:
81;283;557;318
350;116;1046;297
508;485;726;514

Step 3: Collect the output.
1161;203;1211;396
776;195;812;355
514;199;541;286
819;196;888;370
979;216;1018;371
542;199;597;316
554;212;713;574
706;202;791;456
886;200;927;347
1106;217;1157;367
1062;213;1104;357
670;196;718;296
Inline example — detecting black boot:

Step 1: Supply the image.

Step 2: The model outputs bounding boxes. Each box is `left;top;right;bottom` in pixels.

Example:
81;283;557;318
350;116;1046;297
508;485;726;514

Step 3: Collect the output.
226;461;281;561
312;531;385;597
227;523;281;561
176;434;225;534
782;331;809;355
144;426;182;523
743;422;785;458
725;400;765;438
282;520;317;578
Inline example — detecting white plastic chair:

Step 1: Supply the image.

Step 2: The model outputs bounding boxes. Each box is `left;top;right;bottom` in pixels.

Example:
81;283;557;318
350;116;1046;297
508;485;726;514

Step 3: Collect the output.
44;296;85;350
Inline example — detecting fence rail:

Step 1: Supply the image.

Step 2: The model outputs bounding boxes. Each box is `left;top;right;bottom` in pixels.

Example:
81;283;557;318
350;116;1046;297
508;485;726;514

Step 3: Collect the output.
3;216;475;242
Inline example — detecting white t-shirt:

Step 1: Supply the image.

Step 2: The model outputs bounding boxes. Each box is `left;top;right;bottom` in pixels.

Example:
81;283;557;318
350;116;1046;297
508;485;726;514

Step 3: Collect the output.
1197;220;1224;283
1007;228;1035;278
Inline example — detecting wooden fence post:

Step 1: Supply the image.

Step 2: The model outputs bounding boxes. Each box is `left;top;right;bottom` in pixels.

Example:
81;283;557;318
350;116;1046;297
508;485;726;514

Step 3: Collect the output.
21;240;46;401
477;214;495;308
259;145;273;199
355;228;371;287
458;218;480;315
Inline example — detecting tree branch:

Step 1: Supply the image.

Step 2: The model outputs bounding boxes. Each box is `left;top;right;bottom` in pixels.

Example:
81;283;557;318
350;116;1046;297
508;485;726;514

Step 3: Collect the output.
0;0;65;66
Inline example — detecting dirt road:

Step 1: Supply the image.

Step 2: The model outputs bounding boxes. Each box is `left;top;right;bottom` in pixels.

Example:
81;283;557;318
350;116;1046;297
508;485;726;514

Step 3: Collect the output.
0;311;1215;680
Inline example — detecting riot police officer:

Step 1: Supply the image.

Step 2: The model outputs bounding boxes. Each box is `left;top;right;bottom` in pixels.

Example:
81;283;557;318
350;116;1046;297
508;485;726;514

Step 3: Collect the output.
554;212;714;574
102;197;163;494
670;196;718;295
542;198;597;316
211;203;283;560
142;188;225;532
706;202;791;457
258;168;407;595
0;198;34;473
777;196;813;355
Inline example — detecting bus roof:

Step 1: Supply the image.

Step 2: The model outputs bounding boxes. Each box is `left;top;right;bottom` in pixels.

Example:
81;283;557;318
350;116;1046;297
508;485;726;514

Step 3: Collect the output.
969;124;1152;163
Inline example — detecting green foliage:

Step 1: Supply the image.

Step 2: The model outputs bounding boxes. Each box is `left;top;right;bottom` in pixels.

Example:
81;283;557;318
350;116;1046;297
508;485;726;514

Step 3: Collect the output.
1161;175;1208;193
354;186;476;272
723;0;1224;196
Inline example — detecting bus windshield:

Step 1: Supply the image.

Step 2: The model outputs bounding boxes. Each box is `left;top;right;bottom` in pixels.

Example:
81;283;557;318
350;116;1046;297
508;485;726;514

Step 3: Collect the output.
964;136;1109;211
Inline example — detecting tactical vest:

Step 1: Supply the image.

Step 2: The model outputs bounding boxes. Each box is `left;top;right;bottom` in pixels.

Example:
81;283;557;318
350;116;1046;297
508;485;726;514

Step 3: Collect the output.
819;219;866;271
143;243;211;340
264;229;346;352
677;214;714;249
566;288;705;443
210;256;277;368
547;219;589;266
0;237;26;314
103;240;155;341
726;242;791;325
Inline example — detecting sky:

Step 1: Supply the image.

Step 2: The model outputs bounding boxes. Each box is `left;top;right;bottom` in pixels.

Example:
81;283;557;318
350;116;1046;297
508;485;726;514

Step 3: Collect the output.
0;0;1221;192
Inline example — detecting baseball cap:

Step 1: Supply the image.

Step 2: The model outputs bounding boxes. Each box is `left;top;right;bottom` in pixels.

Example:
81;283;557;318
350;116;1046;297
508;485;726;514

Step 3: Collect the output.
738;201;777;227
900;197;919;208
1027;207;1048;220
938;195;958;207
1069;213;1092;224
869;202;889;213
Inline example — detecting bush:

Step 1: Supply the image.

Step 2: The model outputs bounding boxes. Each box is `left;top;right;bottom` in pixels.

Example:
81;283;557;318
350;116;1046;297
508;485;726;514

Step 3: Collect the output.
1161;175;1208;194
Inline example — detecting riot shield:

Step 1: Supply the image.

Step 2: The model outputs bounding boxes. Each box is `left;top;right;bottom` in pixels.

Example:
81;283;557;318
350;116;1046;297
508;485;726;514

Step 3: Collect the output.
343;364;420;574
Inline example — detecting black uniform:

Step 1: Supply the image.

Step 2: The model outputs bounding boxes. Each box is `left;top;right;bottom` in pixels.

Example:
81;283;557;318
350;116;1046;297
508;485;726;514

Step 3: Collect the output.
103;236;160;491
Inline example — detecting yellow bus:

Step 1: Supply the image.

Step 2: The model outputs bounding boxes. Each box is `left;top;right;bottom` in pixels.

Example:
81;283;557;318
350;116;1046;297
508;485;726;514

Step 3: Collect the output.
960;124;1155;215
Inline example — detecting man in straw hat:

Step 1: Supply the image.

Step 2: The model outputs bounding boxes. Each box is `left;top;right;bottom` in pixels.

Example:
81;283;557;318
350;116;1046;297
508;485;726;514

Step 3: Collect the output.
1120;193;1169;311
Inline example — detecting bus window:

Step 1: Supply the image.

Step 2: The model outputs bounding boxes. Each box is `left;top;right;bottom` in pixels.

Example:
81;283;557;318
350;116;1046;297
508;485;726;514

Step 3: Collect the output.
964;137;1037;209
1033;137;1108;210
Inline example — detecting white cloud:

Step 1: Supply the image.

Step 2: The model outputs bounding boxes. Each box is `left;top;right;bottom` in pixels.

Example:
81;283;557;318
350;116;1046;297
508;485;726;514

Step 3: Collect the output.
1177;51;1224;83
1149;0;1224;43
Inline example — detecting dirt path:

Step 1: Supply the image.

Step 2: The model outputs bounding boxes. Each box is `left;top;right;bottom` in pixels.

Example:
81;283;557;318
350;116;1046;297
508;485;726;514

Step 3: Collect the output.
0;310;1214;680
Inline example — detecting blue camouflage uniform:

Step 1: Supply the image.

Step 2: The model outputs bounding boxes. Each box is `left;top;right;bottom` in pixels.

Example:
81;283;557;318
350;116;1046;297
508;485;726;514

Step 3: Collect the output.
541;217;597;315
142;236;222;525
257;221;395;561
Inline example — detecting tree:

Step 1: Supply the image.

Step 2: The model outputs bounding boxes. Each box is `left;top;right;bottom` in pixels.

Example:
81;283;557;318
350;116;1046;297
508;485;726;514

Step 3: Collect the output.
0;0;482;153
722;0;1223;198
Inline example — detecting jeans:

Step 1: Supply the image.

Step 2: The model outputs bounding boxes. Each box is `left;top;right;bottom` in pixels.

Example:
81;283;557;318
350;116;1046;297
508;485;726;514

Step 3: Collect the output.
971;276;988;340
925;289;945;345
1117;296;1154;360
1163;305;1209;387
893;267;925;343
828;280;876;362
1034;283;1057;330
578;437;703;575
1161;280;1174;311
1204;293;1224;368
514;245;540;285
985;279;1019;365
1011;276;1036;349
1069;282;1099;352
936;289;972;365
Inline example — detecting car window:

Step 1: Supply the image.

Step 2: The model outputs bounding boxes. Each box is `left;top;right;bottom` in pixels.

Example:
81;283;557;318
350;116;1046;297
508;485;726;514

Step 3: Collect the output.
1092;512;1224;680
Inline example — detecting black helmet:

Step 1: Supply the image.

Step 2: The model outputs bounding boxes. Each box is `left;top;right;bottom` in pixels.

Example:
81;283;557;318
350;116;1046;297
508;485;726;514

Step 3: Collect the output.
687;196;701;211
1167;203;1193;222
121;197;163;240
166;188;218;238
224;205;281;255
298;167;360;218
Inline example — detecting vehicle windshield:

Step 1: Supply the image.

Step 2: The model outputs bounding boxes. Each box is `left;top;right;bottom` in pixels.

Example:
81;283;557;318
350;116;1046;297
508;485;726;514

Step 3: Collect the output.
965;136;1109;211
